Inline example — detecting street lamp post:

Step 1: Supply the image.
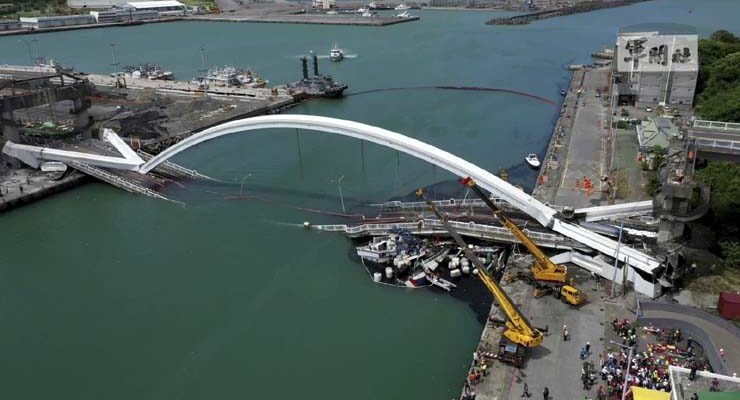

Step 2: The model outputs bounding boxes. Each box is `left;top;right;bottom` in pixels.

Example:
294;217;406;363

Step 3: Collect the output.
240;173;251;197
337;175;345;214
610;340;634;400
199;46;208;96
611;219;625;297
110;42;119;76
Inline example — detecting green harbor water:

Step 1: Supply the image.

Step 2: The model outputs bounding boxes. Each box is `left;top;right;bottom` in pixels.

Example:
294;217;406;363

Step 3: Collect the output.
1;1;739;398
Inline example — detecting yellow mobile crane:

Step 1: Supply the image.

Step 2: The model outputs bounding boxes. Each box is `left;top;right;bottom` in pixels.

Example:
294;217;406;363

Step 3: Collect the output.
417;189;543;366
458;177;587;306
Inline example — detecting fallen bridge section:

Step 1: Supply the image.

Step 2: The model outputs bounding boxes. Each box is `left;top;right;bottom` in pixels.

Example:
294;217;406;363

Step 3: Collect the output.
311;219;589;251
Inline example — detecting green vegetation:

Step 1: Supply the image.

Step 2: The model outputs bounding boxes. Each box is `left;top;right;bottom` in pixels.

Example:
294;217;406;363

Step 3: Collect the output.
0;1;78;18
695;30;740;122
695;161;740;271
696;161;740;237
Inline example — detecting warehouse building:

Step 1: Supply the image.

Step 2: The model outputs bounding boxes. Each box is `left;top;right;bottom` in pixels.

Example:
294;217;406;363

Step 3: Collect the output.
0;19;20;31
67;0;119;10
121;1;188;16
90;9;159;23
614;23;698;109
20;14;96;29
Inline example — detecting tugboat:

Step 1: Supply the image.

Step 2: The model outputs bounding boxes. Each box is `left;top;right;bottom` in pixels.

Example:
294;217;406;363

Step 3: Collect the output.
329;44;344;62
287;52;347;98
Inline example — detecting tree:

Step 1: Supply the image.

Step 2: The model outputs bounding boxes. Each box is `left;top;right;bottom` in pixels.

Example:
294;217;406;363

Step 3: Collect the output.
697;161;740;237
710;30;740;44
719;241;740;269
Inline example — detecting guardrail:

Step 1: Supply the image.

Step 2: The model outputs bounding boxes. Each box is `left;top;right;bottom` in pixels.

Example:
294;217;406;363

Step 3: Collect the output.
67;161;182;204
136;150;214;180
313;218;582;249
693;119;740;132
694;138;740;152
370;197;566;213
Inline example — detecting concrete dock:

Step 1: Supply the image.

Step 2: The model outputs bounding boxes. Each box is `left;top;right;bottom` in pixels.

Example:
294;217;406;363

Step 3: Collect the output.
532;67;612;209
189;13;419;26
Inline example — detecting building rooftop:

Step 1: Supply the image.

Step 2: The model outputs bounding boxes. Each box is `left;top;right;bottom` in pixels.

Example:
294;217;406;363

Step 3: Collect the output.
616;24;698;73
637;117;680;149
124;0;185;8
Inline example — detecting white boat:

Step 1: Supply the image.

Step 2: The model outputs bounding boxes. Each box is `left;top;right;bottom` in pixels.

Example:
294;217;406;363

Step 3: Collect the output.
329;44;344;62
357;6;369;13
394;10;411;18
395;3;410;10
525;153;541;168
356;236;398;263
326;10;338;15
362;10;375;17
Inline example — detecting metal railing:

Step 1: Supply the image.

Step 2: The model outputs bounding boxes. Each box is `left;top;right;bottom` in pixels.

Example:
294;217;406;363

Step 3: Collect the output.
136;150;214;180
694;138;740;151
67;161;181;204
313;218;582;249
693;119;740;132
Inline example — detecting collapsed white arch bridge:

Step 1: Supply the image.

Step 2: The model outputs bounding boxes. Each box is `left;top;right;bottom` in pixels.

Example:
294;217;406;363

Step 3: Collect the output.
2;114;664;297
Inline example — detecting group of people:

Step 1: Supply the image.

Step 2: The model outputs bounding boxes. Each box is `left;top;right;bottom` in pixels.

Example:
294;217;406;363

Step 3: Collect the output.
596;319;713;399
461;350;492;400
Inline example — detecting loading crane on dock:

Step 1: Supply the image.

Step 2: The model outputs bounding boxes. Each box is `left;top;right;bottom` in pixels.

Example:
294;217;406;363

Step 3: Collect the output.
459;177;587;306
416;188;543;366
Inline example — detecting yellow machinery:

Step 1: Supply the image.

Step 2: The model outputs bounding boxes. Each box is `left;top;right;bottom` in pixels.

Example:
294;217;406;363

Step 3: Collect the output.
459;177;587;307
417;189;543;365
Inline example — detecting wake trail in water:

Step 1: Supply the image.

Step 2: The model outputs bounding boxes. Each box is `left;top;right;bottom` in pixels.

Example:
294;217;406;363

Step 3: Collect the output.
346;85;556;105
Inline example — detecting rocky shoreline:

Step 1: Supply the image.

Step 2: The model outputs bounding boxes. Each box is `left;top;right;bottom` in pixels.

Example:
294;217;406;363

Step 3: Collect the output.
487;0;652;26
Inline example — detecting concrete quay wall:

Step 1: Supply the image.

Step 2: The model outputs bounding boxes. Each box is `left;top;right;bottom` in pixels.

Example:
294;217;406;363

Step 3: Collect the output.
0;171;87;213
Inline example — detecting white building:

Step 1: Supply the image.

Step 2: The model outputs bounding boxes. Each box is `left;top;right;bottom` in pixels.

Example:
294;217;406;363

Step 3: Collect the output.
20;14;97;29
614;23;698;108
312;0;336;9
90;9;159;23
67;0;119;10
121;1;188;16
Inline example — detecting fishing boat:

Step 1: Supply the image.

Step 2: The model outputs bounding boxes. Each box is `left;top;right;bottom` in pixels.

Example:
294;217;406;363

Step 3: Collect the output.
394;3;410;10
329;44;344;62
356;236;398;263
525;153;541;168
405;271;431;288
123;63;174;81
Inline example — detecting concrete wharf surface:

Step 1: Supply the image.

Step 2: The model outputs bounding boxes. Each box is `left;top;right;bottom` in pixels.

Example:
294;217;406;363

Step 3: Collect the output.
533;67;612;209
461;257;535;400
190;13;419;26
0;168;87;212
457;255;605;400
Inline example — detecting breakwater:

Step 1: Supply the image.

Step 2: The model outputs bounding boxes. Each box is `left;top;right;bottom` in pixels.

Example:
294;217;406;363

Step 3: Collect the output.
486;0;652;25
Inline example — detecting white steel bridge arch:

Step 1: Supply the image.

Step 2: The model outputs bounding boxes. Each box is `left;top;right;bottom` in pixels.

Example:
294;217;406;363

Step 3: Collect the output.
139;115;662;286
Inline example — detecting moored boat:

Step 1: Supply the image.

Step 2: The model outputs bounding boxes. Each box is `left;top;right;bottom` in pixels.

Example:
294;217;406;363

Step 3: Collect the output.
525;153;541;168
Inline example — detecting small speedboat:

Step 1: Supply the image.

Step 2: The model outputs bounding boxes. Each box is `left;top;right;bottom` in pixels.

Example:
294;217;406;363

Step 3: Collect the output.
395;3;410;10
560;89;567;96
394;10;411;18
525;153;541;168
329;44;344;62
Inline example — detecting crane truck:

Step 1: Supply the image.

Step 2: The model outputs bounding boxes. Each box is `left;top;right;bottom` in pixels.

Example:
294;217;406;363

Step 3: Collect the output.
416;189;543;366
458;177;587;307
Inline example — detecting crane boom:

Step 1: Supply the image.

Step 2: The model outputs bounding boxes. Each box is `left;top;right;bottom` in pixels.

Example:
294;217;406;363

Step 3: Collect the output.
459;177;567;283
416;189;543;349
